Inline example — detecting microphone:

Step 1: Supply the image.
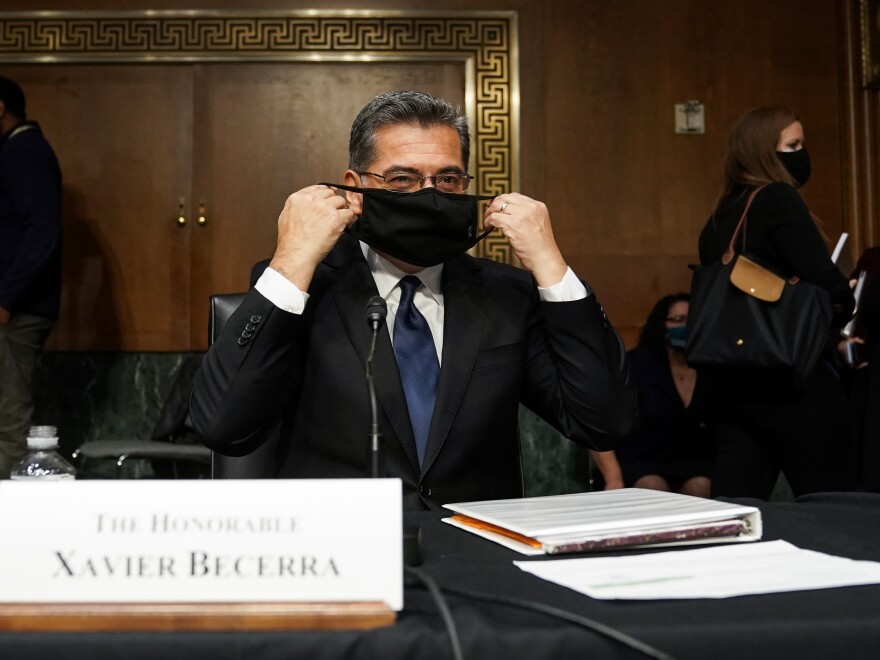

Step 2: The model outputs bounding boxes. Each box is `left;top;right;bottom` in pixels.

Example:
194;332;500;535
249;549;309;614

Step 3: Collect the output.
365;296;387;478
366;295;387;332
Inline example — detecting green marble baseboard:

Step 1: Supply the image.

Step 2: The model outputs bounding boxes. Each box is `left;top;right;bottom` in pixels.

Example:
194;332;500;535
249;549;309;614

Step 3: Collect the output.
518;407;593;497
33;352;790;500
32;352;200;477
32;352;590;494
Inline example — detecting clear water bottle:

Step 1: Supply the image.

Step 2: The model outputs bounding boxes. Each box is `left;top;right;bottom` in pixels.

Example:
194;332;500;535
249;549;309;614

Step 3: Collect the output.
10;426;76;481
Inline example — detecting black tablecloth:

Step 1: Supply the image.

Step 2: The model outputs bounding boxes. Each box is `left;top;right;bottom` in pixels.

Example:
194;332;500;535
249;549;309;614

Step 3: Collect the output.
5;493;880;660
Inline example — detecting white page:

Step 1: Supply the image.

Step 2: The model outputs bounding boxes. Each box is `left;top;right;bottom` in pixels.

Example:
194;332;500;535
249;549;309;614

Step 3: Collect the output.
514;541;880;600
842;270;868;338
831;232;848;263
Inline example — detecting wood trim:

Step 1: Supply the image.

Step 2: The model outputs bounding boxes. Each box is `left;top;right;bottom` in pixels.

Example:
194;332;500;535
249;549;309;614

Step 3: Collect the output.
0;9;520;263
0;601;395;632
839;0;880;258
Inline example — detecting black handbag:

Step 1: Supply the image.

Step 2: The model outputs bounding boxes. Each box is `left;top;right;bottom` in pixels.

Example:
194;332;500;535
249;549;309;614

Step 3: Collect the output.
685;186;833;386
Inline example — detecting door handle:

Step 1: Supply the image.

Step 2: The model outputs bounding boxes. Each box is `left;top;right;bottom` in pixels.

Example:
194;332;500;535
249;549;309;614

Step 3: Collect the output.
177;198;186;227
197;200;207;226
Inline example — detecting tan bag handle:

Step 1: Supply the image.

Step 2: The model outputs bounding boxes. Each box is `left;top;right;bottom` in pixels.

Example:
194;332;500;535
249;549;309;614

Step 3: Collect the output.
721;185;766;266
720;184;799;287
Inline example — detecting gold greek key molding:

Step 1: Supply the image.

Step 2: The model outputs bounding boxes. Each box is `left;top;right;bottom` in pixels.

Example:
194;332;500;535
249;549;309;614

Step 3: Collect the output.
0;10;520;263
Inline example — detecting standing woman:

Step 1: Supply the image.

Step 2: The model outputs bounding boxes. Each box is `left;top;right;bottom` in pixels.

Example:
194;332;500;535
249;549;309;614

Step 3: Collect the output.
698;107;856;499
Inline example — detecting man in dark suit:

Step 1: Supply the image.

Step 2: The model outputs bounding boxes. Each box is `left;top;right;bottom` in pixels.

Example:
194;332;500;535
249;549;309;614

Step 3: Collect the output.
191;90;637;510
0;75;62;478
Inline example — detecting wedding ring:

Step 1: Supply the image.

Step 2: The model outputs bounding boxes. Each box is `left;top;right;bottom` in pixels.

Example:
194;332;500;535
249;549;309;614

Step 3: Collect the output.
500;201;509;214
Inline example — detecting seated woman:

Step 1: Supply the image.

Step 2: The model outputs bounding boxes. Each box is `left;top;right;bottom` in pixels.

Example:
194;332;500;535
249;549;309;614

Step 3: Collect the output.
608;294;713;497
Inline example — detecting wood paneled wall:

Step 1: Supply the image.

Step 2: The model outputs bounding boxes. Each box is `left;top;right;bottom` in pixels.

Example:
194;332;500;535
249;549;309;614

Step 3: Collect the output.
3;0;875;349
839;0;880;256
530;0;846;347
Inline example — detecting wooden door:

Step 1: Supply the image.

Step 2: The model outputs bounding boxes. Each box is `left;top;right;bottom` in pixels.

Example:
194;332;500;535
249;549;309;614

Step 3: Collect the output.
6;65;194;351
8;62;465;351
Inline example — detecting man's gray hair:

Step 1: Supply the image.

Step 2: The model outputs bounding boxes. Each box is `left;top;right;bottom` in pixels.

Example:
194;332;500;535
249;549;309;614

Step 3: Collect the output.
348;90;470;172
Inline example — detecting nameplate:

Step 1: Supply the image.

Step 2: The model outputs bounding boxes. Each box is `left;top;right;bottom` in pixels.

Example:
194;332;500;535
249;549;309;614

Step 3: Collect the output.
0;479;403;610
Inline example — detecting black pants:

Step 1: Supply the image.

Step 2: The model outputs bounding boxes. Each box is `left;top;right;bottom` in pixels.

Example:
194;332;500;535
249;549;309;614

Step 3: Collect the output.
0;313;53;478
710;361;858;499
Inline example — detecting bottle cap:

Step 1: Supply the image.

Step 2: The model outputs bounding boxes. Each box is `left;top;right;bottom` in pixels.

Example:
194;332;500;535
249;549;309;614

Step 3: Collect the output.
27;426;59;449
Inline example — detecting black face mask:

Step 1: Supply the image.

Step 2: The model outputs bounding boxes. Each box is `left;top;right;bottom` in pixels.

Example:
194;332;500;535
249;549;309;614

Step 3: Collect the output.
776;148;811;188
326;183;494;267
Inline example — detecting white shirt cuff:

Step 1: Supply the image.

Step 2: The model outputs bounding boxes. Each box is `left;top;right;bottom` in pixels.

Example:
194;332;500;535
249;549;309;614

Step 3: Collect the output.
254;266;310;315
537;267;589;302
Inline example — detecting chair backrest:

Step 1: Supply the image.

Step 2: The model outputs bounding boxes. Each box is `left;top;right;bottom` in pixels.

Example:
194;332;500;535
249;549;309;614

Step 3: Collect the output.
209;293;278;479
210;293;246;345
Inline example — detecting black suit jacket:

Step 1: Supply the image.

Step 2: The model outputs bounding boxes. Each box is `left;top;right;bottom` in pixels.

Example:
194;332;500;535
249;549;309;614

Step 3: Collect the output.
0;122;62;319
191;234;637;510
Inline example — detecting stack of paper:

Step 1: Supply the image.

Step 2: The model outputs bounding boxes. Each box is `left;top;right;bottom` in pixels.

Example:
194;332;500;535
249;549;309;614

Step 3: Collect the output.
443;488;761;555
514;540;880;599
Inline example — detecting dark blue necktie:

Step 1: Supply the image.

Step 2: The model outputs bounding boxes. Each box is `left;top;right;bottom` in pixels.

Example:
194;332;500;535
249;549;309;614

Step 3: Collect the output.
393;275;439;467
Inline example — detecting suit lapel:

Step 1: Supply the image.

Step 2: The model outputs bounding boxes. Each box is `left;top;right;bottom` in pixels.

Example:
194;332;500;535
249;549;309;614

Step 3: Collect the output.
328;238;421;474
421;256;485;475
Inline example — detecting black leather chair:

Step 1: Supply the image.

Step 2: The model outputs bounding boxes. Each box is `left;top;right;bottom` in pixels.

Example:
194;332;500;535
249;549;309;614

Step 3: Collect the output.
73;356;211;478
208;293;246;347
208;293;279;479
72;439;211;478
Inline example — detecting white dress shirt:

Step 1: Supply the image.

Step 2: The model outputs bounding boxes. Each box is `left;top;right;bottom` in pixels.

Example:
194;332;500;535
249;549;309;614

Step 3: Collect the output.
254;242;589;365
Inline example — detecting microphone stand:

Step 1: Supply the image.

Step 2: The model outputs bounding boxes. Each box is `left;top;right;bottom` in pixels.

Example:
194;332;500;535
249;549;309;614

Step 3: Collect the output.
365;296;386;478
365;295;421;566
366;333;383;479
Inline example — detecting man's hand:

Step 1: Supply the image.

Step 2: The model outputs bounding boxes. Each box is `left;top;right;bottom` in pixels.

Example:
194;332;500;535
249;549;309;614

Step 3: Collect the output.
268;185;355;292
484;193;568;287
0;307;9;326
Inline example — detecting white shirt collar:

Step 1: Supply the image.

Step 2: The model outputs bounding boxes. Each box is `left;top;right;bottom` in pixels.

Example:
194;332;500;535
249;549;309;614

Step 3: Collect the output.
359;241;443;302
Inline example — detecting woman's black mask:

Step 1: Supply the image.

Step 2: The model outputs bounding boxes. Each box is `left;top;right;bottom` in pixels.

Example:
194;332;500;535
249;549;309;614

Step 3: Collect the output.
776;148;811;188
325;183;494;267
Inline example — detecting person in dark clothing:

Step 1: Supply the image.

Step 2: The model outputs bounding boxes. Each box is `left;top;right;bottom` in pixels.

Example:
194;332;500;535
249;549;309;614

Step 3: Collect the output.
191;90;637;510
613;293;713;497
0;75;62;478
840;248;880;492
698;106;856;500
